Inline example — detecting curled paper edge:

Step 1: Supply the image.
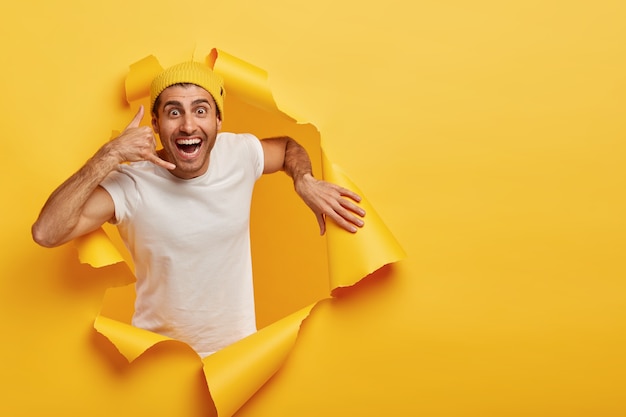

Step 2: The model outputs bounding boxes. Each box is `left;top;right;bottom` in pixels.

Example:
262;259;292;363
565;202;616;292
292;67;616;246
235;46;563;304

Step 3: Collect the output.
74;228;124;268
322;152;407;289
94;315;187;362
210;48;280;115
202;304;315;417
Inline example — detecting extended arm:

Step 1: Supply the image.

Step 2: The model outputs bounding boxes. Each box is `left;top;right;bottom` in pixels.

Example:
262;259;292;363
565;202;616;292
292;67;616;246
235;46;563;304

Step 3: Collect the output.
261;136;365;235
32;106;175;247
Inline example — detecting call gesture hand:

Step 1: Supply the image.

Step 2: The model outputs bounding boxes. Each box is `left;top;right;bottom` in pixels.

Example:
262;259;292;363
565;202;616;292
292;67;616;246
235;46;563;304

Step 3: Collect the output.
108;105;175;170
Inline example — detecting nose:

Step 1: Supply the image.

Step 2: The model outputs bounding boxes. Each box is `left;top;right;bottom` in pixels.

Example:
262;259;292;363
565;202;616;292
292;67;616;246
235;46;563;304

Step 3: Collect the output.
179;113;197;134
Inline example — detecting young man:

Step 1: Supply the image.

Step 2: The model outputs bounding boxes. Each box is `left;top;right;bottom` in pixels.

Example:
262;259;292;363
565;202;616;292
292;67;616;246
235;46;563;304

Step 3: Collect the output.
32;61;365;357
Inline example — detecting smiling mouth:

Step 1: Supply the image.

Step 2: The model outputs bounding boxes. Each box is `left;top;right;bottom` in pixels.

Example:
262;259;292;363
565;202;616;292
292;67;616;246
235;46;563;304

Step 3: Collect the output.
176;138;202;155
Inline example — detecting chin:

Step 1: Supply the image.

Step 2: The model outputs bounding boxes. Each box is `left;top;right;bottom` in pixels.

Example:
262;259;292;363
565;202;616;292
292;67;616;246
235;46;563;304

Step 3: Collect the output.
172;163;206;179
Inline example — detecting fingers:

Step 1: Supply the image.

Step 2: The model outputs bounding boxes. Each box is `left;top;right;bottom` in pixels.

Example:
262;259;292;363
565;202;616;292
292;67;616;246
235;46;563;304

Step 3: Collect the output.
337;186;362;204
110;107;177;171
339;196;366;218
328;206;364;233
124;105;145;131
322;191;366;233
316;213;326;236
329;184;366;223
296;176;366;234
149;154;176;171
144;140;175;170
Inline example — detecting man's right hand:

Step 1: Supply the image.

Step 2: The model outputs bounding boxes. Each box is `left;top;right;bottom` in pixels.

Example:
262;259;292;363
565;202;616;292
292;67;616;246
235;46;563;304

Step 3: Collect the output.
107;106;175;171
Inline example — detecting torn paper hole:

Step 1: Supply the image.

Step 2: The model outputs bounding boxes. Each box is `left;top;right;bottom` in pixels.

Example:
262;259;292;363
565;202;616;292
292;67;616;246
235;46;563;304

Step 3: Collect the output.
74;48;405;417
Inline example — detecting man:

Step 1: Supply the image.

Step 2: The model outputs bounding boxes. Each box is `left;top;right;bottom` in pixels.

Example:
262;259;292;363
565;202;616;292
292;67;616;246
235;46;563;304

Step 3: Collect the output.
32;61;365;357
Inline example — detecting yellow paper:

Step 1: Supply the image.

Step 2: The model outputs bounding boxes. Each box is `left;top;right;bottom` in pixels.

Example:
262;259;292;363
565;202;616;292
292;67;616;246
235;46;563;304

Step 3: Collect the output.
203;304;314;417
94;315;192;362
6;2;626;416
74;228;124;268
125;55;163;104
210;49;279;114
72;49;405;416
322;152;407;289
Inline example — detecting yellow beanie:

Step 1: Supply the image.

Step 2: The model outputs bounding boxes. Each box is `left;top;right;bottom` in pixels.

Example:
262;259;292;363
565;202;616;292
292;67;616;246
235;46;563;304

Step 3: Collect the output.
150;61;225;119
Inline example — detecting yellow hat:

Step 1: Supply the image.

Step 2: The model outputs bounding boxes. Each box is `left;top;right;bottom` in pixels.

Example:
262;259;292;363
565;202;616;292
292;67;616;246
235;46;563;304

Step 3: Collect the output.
150;61;225;119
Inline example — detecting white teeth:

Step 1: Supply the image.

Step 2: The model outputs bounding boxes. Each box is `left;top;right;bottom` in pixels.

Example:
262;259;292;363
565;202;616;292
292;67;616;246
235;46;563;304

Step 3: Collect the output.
176;138;201;145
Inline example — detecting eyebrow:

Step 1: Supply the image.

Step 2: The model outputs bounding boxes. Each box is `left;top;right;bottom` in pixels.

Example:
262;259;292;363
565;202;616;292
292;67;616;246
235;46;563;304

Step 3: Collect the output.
163;98;212;109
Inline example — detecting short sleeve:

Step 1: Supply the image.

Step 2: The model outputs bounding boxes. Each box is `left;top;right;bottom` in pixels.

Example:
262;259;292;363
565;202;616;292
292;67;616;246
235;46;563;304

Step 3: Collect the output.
239;133;264;179
100;167;139;224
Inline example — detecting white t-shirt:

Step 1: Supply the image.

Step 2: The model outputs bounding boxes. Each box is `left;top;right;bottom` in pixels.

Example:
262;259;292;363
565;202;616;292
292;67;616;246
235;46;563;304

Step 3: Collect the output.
101;132;264;357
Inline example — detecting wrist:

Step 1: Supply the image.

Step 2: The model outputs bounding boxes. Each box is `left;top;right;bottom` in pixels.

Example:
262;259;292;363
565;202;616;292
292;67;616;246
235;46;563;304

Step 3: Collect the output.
91;142;122;172
294;172;314;193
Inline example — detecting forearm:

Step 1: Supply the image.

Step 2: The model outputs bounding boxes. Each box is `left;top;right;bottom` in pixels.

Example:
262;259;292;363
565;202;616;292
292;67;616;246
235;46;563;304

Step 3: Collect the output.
261;135;364;234
283;138;314;185
32;144;119;247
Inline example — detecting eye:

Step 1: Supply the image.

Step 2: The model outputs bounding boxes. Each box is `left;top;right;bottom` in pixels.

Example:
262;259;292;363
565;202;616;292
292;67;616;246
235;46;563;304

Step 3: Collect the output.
196;107;207;116
168;109;181;117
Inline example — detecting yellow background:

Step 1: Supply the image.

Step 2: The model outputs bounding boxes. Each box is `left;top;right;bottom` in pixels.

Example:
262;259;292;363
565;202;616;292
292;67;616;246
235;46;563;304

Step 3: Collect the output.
1;0;625;416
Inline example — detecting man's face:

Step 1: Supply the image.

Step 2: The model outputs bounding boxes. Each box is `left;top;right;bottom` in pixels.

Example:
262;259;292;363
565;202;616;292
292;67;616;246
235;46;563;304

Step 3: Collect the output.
152;84;222;179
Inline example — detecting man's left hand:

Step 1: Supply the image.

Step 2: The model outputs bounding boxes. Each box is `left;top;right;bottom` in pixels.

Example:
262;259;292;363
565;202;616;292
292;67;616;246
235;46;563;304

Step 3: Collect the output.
295;173;366;235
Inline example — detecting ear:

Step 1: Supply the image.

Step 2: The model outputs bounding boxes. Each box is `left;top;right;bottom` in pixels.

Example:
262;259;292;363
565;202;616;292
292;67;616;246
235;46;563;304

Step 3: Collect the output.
151;114;159;135
216;116;222;131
